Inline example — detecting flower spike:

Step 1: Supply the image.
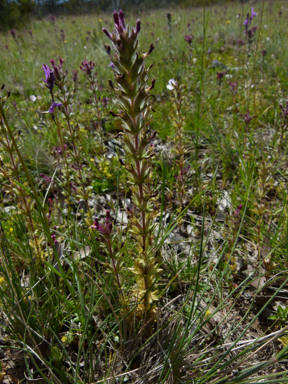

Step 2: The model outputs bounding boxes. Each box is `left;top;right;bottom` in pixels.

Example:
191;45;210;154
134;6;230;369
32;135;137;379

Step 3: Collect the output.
103;11;160;327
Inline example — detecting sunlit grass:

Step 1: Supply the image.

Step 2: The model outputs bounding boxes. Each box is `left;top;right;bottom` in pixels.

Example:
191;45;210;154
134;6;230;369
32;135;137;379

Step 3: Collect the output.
1;1;288;382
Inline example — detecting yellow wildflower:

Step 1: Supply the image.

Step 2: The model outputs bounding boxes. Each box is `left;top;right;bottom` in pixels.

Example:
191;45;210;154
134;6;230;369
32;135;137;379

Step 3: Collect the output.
205;310;212;318
61;335;68;343
279;335;288;348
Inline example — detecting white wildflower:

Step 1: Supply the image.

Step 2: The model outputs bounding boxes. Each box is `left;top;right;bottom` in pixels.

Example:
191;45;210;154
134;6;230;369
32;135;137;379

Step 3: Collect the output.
167;79;176;90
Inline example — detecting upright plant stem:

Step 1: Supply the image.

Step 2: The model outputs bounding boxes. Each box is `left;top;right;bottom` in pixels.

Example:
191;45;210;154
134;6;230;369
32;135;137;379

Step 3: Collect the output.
194;0;206;194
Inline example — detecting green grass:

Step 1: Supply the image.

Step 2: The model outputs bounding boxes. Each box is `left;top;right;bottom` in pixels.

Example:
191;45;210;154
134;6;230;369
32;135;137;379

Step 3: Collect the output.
1;0;288;382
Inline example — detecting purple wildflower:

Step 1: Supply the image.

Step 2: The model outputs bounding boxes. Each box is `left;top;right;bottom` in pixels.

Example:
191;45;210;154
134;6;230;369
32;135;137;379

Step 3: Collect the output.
72;164;84;171
184;34;194;44
80;60;95;77
49;15;56;24
243;109;255;130
91;210;113;238
243;7;257;31
40;173;52;183
246;26;257;40
48;101;63;114
217;72;226;86
50;57;65;82
243;13;250;31
42;64;55;92
102;10;140;42
261;49;267;57
53;144;67;156
11;99;18;109
175;166;191;182
234;204;243;217
228;81;238;93
119;9;126;29
108;62;115;69
60;29;65;42
135;19;141;34
217;71;226;80
9;29;17;39
207;48;211;55
102;28;113;41
70;182;77;192
250;7;257;19
48;225;59;247
280;101;288;119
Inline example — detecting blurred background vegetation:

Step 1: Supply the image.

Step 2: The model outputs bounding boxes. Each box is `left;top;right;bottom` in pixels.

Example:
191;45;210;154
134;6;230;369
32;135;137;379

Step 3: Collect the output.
0;0;243;31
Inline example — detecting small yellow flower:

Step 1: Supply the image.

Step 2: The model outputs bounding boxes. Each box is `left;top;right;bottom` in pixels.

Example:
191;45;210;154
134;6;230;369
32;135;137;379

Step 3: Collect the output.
24;295;32;303
0;277;5;285
64;40;67;43
90;158;94;162
61;335;68;343
10;228;13;233
226;20;230;24
205;310;212;318
279;335;288;348
99;19;102;22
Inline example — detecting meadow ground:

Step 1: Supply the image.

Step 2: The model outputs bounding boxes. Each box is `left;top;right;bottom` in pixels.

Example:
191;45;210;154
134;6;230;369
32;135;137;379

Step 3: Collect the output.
1;0;288;382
